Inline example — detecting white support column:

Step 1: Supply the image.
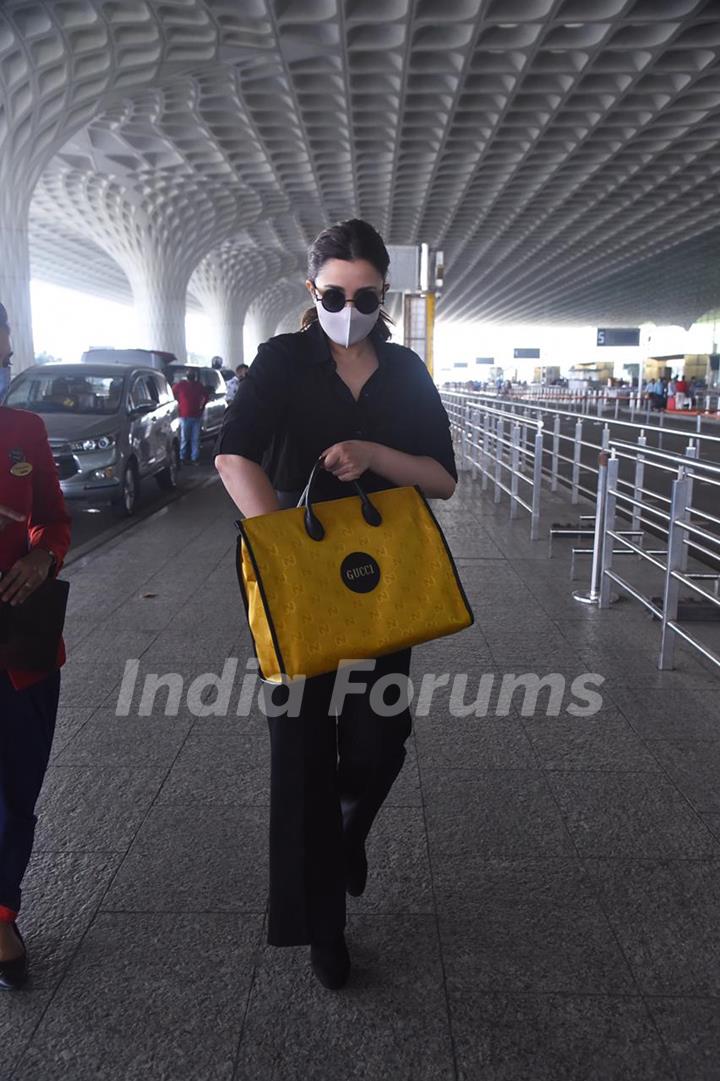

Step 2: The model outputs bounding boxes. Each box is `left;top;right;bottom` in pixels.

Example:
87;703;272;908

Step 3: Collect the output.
0;196;34;372
128;263;189;362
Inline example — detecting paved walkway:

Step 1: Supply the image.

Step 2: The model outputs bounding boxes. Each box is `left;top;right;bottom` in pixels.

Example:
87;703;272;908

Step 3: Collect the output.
1;468;719;1081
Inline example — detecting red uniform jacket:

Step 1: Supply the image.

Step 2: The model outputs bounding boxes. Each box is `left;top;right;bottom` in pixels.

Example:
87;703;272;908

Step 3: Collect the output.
172;380;209;418
0;407;72;690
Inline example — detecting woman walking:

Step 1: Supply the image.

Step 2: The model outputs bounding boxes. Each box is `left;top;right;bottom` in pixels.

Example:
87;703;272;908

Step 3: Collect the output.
215;220;456;989
0;301;72;989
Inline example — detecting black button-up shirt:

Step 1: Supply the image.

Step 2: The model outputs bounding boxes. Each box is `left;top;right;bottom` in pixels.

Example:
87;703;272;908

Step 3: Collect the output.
215;320;457;504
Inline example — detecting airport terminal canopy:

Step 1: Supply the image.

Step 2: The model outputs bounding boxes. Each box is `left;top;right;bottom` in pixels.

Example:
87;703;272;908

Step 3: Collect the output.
1;0;719;367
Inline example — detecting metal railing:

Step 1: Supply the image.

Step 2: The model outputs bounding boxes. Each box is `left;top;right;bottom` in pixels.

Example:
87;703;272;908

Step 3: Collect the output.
442;389;720;536
599;445;720;672
443;393;544;539
442;388;720;675
449;385;720;419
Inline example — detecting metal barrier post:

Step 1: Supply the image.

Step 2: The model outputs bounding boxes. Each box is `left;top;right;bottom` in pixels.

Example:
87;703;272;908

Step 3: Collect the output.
574;451;609;605
551;413;560;492
461;400;469;468
601;424;610;451
572;418;583;504
599;455;619;609
520;411;528;472
469;404;477;481
510;425;520;518
531;423;543;541
658;411;664;450
596;392;603;418
658;471;691;670
482;413;490;491
632;430;646;533
680;442;698;573
494;416;503;503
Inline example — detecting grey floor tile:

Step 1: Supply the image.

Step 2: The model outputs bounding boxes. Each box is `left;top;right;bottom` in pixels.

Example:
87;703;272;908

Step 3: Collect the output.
434;857;636;994
0;992;53;1081
34;767;165;852
414;715;537;769
523;713;662;771
12;913;262;1081
49;705;95;760
101;802;269;912
546;771;716;857
18;850;123;991
52;711;192;767
423;769;574;858
449;991;675;1081
611;691;717;740
648;739;720;813
156;719;270;805
233;915;455;1081
347;806;433;915
647;996;720;1081
584;859;720;995
699;813;720;846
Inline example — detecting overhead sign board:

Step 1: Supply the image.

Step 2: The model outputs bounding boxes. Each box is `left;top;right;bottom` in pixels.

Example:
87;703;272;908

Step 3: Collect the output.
514;348;540;359
596;328;640;347
475;357;494;364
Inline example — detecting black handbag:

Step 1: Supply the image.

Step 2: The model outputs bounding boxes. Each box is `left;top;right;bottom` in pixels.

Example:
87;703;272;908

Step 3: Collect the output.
0;577;70;671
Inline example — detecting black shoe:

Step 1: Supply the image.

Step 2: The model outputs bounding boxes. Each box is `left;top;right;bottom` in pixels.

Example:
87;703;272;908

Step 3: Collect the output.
346;842;368;897
310;934;350;990
0;925;28;991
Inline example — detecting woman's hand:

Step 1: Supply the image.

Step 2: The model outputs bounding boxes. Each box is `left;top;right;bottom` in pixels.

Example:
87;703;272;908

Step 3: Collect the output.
0;548;54;606
0;504;24;532
320;441;377;482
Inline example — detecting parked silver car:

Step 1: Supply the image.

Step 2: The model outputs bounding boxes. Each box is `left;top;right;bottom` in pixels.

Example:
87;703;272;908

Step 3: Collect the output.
5;363;180;516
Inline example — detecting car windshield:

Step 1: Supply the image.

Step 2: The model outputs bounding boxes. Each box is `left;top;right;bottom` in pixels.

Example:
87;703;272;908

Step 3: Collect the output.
6;372;125;415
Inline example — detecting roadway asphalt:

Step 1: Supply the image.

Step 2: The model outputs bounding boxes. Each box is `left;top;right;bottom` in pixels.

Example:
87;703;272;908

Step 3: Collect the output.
64;443;218;567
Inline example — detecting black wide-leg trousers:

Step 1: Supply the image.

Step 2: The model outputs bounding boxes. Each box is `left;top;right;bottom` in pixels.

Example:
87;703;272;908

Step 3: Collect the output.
266;649;412;946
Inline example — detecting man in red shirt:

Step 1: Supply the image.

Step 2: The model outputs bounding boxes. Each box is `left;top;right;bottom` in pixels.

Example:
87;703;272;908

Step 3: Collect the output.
675;375;690;410
172;370;209;464
0;301;72;989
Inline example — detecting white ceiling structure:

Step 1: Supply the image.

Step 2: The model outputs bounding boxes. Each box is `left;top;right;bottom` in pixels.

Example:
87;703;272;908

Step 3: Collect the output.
1;0;719;368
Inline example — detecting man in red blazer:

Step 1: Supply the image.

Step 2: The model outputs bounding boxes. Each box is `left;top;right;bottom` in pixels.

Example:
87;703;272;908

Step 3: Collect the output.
0;302;71;989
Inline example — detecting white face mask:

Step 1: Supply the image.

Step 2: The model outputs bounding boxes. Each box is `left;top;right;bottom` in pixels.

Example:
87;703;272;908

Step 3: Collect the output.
315;301;380;348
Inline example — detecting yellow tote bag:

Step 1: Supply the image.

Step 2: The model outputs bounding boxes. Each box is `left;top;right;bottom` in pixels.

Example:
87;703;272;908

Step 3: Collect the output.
236;463;474;682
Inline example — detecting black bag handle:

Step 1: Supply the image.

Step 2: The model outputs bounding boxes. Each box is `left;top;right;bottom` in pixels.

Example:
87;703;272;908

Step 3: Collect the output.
298;457;382;540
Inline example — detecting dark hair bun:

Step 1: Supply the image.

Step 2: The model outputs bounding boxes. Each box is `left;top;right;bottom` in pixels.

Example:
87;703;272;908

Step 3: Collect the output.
307;219;389;282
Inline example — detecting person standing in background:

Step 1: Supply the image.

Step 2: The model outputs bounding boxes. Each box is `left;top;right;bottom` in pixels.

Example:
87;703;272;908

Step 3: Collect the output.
225;364;249;404
172;370;209;464
675;374;689;410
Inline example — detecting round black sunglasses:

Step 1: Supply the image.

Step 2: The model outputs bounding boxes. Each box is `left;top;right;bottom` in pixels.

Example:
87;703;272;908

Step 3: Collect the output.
312;284;385;316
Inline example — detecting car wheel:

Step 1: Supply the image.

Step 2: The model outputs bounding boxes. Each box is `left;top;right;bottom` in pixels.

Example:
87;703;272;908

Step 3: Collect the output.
155;442;179;491
113;461;139;517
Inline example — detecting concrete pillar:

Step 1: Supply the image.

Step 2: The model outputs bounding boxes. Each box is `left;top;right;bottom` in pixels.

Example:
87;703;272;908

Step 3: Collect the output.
127;260;190;362
190;281;248;367
0;193;34;371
